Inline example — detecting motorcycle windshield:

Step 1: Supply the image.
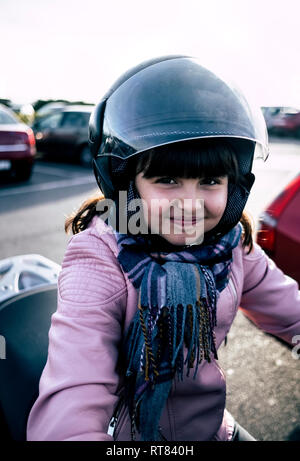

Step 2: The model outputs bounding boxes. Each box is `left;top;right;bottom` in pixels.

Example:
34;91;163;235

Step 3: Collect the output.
98;58;269;161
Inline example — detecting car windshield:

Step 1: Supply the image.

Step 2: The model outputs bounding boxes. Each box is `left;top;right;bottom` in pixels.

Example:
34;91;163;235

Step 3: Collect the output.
61;112;90;128
0;109;18;125
37;112;63;129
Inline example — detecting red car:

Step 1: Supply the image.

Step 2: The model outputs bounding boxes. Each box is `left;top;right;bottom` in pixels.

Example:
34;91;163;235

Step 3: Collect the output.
256;173;300;285
0;104;36;181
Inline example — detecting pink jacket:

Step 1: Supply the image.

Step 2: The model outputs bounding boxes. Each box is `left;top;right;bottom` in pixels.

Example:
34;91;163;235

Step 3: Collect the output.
26;216;300;441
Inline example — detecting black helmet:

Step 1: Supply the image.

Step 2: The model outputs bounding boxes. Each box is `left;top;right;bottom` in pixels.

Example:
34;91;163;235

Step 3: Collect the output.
89;55;268;200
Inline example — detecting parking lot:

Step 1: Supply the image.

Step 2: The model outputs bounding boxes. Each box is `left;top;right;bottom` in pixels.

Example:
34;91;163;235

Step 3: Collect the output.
0;138;300;440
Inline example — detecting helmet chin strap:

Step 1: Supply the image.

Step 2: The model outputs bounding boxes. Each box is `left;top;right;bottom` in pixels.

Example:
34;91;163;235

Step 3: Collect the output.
203;172;255;245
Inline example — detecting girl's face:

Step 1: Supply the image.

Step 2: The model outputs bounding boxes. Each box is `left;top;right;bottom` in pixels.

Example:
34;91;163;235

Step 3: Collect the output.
135;173;228;246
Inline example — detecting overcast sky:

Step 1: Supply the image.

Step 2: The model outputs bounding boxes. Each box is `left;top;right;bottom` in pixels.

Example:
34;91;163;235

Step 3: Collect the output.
1;0;299;107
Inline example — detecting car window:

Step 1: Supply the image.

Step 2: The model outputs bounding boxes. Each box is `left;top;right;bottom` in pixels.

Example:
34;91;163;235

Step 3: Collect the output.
268;107;280;116
281;107;299;115
38;112;63;129
0;109;18;124
61;112;89;128
82;112;91;124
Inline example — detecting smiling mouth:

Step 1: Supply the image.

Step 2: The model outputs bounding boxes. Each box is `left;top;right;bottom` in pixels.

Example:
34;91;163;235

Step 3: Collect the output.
169;217;203;225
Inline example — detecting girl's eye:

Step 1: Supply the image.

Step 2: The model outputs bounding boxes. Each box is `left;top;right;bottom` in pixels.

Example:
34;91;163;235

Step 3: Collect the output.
155;177;177;184
153;176;225;185
201;177;220;185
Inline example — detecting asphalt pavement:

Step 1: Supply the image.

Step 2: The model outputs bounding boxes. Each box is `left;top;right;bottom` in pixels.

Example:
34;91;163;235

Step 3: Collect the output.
0;138;300;440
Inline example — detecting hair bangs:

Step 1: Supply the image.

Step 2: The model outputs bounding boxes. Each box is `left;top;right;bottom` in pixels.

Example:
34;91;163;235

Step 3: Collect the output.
135;140;239;183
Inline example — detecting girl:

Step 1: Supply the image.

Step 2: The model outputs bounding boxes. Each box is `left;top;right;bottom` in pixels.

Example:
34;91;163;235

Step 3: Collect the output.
27;56;300;442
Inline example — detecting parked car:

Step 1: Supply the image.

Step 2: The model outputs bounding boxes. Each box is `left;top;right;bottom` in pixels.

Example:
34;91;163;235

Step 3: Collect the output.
0;104;36;181
256;173;300;285
261;106;281;130
32;105;94;166
262;106;300;138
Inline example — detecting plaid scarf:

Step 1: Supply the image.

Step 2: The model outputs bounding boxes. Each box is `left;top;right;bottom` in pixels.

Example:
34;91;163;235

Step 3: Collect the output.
115;223;242;441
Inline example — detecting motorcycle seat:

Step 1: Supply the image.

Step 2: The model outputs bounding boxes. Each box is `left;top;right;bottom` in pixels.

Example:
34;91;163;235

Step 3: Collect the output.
0;284;57;440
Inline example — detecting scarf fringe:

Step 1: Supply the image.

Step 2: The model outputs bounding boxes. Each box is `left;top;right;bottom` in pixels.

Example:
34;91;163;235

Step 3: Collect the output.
124;297;218;440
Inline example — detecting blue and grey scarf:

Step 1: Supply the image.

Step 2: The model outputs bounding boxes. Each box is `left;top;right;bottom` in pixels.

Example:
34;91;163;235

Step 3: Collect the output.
114;223;242;441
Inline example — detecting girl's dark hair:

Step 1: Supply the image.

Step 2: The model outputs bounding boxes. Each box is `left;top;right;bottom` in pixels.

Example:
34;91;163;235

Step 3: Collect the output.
65;140;254;252
134;139;240;183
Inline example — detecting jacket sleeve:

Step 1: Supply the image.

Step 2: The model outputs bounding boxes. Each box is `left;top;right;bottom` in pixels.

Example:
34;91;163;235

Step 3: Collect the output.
26;229;127;441
239;242;300;346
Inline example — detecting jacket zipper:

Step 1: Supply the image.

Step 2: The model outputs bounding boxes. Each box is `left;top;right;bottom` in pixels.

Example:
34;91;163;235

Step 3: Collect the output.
107;415;117;437
107;394;125;438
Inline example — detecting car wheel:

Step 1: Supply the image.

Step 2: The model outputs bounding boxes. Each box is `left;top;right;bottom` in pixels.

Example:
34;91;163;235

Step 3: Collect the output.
79;145;93;168
12;162;33;181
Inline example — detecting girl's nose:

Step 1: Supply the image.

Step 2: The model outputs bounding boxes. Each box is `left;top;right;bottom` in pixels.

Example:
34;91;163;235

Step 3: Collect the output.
171;193;204;219
176;183;203;210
